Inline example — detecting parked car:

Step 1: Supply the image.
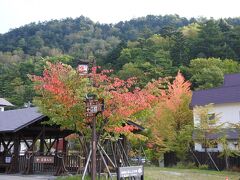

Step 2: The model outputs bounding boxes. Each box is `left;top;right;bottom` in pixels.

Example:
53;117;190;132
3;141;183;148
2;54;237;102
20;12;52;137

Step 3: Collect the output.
130;157;146;164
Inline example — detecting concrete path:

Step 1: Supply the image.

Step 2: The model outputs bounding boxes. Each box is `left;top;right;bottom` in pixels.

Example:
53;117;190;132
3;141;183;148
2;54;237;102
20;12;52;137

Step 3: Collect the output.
0;174;57;180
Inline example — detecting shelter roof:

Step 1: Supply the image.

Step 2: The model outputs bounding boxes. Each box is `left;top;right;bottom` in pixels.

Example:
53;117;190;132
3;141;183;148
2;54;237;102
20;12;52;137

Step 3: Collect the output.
0;107;145;134
0;107;45;133
127;120;145;131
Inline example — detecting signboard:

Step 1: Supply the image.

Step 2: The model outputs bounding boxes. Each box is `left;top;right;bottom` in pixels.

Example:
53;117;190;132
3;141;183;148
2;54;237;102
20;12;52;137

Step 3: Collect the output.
86;99;104;117
78;64;88;74
118;166;143;179
5;156;12;164
34;156;54;164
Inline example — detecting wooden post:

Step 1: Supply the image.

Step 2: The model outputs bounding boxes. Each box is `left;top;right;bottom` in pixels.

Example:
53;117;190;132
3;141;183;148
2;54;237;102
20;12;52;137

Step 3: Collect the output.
40;125;45;155
63;138;68;155
12;135;20;173
56;138;59;154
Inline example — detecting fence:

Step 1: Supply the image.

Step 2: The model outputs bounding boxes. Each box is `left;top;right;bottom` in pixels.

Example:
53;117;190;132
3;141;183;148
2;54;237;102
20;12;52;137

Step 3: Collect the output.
194;152;240;170
18;154;85;174
164;151;240;170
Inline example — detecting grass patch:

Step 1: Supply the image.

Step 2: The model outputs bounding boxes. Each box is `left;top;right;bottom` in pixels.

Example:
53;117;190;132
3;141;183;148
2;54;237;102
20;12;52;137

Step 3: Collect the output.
144;167;240;180
58;167;240;180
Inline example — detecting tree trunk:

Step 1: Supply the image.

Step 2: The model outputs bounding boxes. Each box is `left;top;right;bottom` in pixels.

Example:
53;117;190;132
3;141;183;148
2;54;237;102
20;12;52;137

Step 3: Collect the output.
225;154;229;170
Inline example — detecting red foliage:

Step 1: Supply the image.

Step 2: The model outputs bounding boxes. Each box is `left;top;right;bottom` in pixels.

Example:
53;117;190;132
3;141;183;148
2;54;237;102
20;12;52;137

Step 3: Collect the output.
30;63;191;137
30;63;77;108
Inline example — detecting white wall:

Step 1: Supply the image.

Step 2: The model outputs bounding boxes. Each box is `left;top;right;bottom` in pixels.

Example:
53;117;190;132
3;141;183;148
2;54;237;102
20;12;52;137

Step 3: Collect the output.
194;141;239;152
193;102;240;152
194;142;220;152
193;102;240;127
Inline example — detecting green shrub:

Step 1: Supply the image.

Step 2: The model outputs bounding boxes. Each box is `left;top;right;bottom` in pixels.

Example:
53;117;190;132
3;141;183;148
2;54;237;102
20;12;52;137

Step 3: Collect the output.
175;162;197;169
198;164;209;170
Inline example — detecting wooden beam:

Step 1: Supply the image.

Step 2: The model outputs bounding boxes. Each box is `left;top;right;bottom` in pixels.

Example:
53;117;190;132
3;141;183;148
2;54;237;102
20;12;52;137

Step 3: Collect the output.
46;138;56;155
20;135;31;149
28;129;43;151
0;136;13;154
43;140;50;153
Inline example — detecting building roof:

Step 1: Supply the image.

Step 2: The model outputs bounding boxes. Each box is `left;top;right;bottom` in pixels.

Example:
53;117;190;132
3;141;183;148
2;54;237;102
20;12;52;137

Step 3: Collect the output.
223;73;240;87
191;73;240;107
0;107;145;134
127;120;145;131
0;98;14;107
0;107;45;133
193;128;239;140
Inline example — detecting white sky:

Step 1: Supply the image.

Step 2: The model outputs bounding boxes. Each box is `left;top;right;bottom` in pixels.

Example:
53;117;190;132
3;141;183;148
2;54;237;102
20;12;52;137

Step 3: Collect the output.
1;0;240;34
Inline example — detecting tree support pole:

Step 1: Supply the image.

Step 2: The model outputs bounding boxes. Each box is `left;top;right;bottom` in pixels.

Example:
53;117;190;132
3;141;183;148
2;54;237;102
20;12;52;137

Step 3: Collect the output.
82;149;92;179
91;116;97;180
207;151;219;171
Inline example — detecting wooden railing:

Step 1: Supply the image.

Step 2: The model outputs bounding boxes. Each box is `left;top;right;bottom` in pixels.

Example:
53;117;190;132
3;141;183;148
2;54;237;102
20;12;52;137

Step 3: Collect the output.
18;154;85;174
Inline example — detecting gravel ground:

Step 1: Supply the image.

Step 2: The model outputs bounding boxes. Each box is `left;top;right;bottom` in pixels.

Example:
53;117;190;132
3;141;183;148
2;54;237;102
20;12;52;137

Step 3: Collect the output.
0;174;57;180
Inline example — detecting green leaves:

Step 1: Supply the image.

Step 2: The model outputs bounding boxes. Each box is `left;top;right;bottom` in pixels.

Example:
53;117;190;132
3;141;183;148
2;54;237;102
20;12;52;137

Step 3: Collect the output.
185;58;240;90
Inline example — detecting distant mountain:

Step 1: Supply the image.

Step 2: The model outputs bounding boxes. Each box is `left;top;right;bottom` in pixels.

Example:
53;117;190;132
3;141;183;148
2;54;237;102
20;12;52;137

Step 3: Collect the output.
2;14;240;107
0;15;191;57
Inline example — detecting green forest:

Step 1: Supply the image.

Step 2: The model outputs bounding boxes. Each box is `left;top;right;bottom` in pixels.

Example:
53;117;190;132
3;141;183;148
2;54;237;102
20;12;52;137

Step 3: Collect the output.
2;14;240;107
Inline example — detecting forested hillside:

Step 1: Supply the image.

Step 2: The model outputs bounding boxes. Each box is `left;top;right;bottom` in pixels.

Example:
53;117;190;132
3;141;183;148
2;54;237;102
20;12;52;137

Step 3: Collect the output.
1;14;240;107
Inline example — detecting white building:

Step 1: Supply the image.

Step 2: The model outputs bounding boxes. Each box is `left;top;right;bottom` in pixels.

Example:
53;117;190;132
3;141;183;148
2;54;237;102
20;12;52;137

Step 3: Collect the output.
0;98;14;111
191;73;240;152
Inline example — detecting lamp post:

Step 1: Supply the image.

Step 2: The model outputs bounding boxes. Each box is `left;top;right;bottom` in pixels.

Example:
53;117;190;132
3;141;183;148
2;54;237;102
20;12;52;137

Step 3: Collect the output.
85;93;98;180
85;94;104;180
79;59;103;180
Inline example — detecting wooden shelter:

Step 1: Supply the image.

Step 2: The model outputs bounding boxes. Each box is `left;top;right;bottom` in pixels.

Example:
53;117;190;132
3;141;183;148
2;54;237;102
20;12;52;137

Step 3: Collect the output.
0;107;74;175
0;107;145;176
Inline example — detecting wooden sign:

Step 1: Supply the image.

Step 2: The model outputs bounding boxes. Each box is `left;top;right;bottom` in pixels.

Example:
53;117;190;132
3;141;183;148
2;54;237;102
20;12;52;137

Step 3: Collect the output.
5;156;12;164
34;156;54;164
86;99;104;117
117;166;144;179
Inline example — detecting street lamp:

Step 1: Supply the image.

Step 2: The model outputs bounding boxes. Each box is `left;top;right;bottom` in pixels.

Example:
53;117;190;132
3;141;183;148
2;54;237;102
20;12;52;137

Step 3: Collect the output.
79;59;104;180
85;93;97;180
85;94;104;180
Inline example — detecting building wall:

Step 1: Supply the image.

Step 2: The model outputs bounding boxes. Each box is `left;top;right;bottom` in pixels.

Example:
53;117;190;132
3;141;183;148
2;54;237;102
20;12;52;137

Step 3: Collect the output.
194;141;239;152
193;102;240;152
193;102;240;127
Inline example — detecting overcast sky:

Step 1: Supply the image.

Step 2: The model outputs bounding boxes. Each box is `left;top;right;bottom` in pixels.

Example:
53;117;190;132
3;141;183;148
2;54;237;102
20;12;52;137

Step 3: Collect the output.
1;0;240;34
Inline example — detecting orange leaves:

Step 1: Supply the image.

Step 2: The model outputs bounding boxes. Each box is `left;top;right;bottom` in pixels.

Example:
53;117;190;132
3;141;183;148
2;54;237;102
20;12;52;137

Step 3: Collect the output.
30;62;192;139
114;125;138;133
165;71;191;111
30;62;78;108
144;71;192;151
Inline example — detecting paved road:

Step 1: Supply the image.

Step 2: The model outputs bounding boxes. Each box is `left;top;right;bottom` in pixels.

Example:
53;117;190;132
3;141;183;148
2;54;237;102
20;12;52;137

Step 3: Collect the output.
0;174;57;180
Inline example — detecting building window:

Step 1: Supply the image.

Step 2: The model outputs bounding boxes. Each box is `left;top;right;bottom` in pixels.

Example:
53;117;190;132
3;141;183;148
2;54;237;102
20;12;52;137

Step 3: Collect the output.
233;141;239;149
208;113;215;121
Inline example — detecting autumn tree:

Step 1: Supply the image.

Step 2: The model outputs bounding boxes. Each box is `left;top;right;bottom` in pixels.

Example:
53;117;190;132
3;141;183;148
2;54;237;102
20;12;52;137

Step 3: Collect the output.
144;71;193;162
29;62;157;153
